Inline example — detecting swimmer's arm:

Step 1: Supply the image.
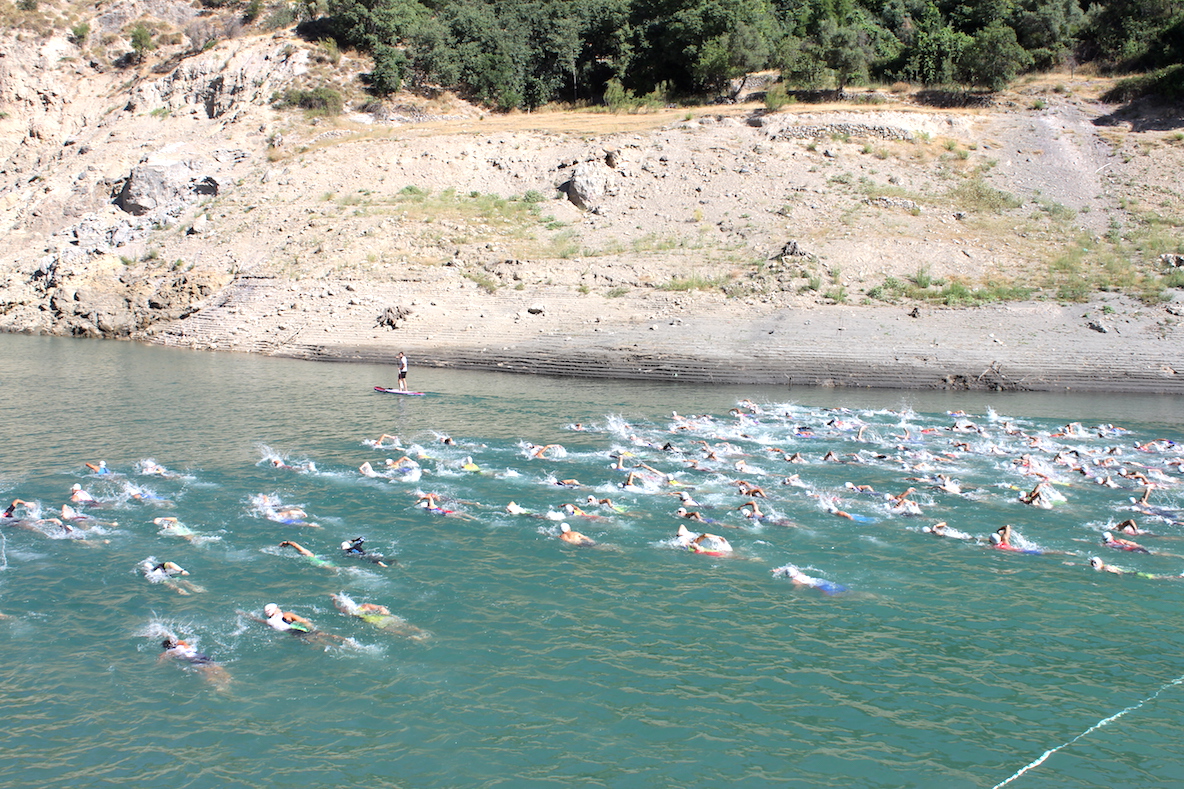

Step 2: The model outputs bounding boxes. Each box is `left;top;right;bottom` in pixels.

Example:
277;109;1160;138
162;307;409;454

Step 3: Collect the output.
279;540;313;557
283;612;314;627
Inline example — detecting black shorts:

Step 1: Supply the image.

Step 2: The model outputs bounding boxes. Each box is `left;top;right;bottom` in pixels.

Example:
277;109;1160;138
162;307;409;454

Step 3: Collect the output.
398;371;407;379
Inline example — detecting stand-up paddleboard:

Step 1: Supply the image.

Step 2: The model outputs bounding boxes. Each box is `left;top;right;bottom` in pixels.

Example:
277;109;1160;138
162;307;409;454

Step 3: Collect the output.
374;387;427;396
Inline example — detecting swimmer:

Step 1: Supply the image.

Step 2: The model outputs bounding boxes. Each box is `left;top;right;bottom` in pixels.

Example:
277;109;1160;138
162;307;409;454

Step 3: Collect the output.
562;502;603;519
250;604;349;644
675;523;732;554
737;500;763;520
144;560;188;578
505;501;531;515
3;498;32;519
990;526;1042;555
772;563;846;595
416;492;473;519
1089;556;1124;575
933;475;962;495
1115;519;1160;538
262;602;314;632
85;461;111;475
276;506;316;526
69;483;96;504
331;593;430;641
271;457;317;473
735;481;767;498
815;495;855;521
676;506;708;523
844;482;879;495
1088;556;1164;579
138;460;175;477
159;637;232;689
1102;531;1150;554
554;478;582;488
620;471;646;489
923;521;950;537
586;495;622;512
441;436;457;446
278;540;338;569
531;444;565;459
373;434;403;448
558;523;596;547
673;490;700;507
153;517;199;543
140;559;204;595
340;537;391;567
638;463;687;487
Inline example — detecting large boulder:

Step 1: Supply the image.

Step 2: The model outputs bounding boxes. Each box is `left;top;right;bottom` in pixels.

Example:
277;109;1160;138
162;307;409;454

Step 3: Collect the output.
115;160;218;216
565;161;617;213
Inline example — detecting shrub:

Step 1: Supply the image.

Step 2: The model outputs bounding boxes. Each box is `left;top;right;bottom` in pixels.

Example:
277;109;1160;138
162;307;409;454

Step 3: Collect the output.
263;3;297;31
765;82;790;111
130;24;155;62
244;0;264;23
273;87;344;116
948;178;1022;213
367;45;405;96
70;22;89;45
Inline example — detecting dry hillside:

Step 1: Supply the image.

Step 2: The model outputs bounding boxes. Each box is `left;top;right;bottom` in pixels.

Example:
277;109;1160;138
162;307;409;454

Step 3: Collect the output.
1;2;1183;390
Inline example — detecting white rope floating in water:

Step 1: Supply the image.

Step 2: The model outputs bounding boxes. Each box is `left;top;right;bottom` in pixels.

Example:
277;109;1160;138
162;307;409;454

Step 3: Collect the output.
991;674;1184;789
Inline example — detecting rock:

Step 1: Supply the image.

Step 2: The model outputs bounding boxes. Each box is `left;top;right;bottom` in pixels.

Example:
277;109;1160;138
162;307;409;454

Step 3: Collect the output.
866;196;920;212
564;161;617;212
527;304;545;315
1160;253;1184;268
187;214;209;235
1087;320;1108;333
115;160;219;216
376;305;412;329
773;240;810;259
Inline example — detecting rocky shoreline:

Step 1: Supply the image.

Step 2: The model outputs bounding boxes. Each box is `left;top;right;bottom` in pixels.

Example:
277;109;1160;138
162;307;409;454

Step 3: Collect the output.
140;274;1184;393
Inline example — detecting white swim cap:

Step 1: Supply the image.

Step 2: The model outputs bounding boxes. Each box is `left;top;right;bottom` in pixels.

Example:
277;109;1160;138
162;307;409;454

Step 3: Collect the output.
264;603;280;617
560;523;571;533
71;483;81;491
1103;532;1113;541
340;541;351;550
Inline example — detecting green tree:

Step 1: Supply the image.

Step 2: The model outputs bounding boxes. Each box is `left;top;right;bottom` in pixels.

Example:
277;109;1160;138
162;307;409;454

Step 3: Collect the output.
777;33;828;87
958;22;1032;90
130;24;155;63
903;3;968;84
820;19;875;89
368;44;407;94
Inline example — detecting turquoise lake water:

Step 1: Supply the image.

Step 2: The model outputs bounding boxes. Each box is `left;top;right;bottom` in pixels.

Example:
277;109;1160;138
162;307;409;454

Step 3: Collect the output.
2;334;1184;788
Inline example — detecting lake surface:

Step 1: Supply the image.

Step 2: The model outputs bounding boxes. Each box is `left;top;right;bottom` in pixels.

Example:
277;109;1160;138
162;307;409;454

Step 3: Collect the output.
3;334;1184;788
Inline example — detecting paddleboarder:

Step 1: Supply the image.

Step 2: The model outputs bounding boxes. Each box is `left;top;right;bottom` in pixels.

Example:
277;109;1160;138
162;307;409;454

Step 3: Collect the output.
397;351;409;391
